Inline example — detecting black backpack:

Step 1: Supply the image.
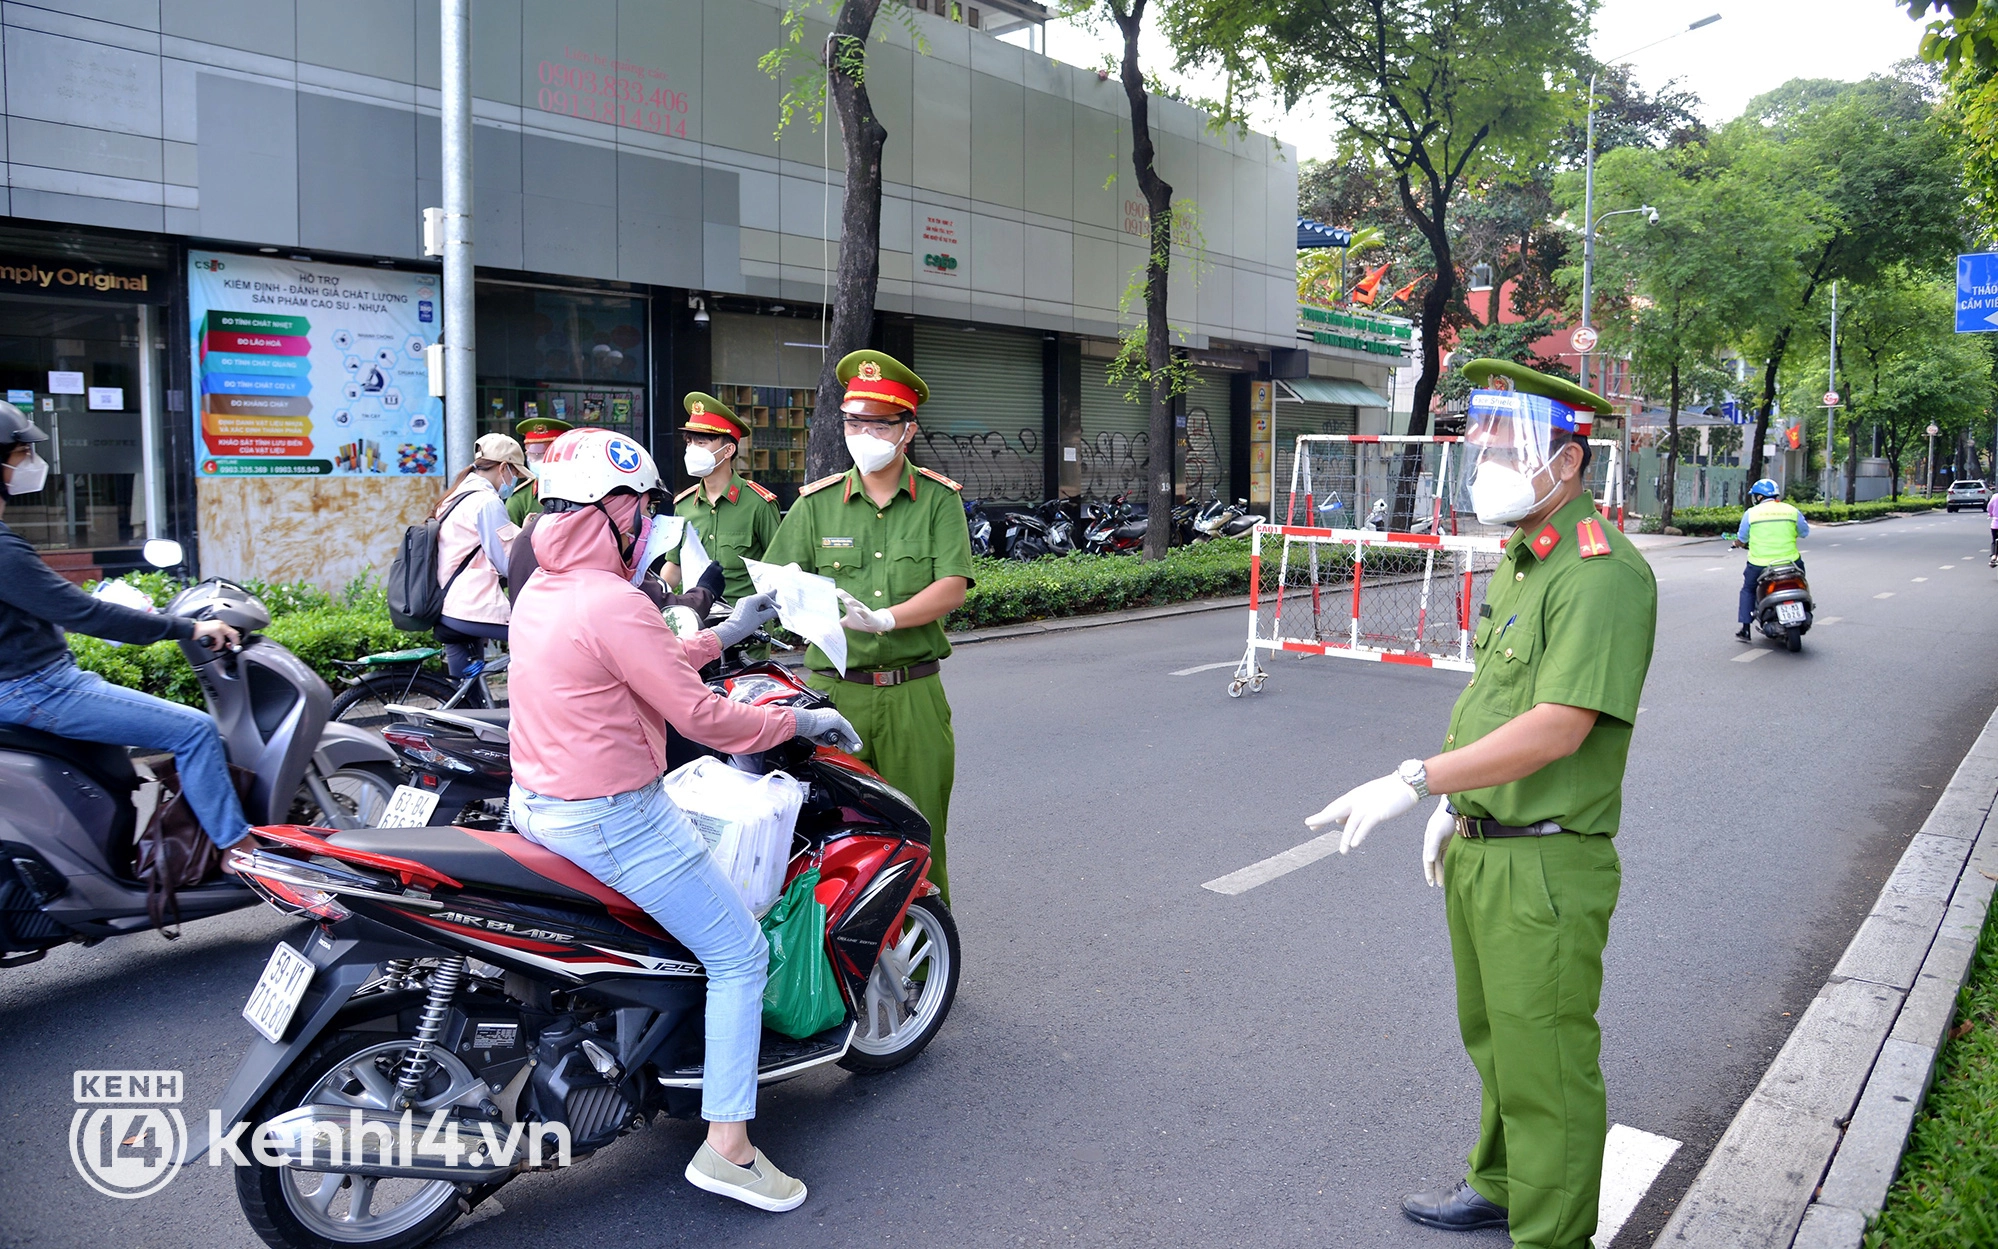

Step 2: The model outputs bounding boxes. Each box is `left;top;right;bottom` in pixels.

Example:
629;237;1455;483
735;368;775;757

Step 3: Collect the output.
385;491;479;631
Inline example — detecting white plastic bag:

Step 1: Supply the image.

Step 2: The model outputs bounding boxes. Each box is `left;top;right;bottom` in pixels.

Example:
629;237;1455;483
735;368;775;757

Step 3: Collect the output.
661;756;806;916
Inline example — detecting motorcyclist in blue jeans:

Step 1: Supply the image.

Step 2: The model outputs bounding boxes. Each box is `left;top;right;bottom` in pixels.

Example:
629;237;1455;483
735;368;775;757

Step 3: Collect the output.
0;404;249;850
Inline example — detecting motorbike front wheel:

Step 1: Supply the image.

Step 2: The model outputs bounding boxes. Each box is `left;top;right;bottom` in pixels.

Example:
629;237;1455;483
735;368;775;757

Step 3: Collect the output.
235;1030;479;1249
290;763;400;829
841;896;961;1073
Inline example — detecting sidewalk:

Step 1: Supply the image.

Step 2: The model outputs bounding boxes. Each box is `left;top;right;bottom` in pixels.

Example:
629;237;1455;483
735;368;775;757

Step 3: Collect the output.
1659;706;1998;1247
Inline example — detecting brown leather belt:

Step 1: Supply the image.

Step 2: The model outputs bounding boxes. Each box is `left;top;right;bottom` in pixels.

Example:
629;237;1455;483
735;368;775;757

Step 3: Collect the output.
839;660;941;687
1454;813;1570;839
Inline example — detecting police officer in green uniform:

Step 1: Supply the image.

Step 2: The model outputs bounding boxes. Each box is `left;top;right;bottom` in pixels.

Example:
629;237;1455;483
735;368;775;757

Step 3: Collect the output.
762;351;974;903
669;393;780;604
1305;360;1658;1249
506;415;573;526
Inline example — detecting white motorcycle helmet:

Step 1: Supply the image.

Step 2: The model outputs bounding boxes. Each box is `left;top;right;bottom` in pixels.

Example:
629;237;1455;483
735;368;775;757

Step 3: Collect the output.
535;427;663;506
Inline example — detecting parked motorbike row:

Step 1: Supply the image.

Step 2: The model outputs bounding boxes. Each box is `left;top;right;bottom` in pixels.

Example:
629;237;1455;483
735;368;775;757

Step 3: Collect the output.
965;493;1265;559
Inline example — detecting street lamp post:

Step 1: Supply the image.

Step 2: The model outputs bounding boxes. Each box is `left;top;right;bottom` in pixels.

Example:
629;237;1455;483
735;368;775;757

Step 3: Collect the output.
1927;422;1941;495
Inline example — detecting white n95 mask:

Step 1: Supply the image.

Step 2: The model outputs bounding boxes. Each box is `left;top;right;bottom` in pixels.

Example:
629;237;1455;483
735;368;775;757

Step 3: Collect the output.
1468;461;1545;526
5;450;48;497
683;446;719;478
845;430;903;475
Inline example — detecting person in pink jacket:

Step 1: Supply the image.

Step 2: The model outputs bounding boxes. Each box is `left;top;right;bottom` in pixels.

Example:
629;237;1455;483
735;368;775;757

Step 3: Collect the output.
507;428;859;1214
1986;489;1998;566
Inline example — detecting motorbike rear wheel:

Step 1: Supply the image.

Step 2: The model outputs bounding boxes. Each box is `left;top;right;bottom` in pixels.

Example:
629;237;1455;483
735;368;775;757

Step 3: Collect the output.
290;763;400;830
841;896;960;1073
1784;624;1803;653
235;1030;480;1249
330;672;463;733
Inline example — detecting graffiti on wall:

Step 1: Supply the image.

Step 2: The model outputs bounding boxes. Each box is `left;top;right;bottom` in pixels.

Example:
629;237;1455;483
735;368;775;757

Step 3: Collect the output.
914;428;1043;502
1079;431;1149;499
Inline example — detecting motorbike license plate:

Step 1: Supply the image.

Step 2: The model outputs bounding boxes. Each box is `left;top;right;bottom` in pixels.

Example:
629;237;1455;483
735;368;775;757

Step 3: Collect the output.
378;784;441;828
242;941;316;1043
1775;602;1807;625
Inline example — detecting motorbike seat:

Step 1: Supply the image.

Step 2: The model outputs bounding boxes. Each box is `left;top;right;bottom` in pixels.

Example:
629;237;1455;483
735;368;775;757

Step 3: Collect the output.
329;824;616;909
0;723;138;794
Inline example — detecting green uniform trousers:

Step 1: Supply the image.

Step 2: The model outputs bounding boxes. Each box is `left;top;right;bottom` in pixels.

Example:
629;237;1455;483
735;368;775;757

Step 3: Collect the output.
1444;832;1621;1249
804;672;955;904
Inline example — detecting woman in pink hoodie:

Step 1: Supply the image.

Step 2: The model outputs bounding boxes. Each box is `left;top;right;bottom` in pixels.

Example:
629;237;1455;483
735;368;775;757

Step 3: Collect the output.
507;430;857;1214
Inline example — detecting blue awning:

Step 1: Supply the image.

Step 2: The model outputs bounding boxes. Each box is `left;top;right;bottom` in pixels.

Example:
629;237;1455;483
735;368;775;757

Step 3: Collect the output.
1297;219;1354;249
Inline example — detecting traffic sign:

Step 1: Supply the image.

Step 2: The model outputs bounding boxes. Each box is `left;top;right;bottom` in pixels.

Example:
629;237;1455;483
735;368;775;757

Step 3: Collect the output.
1570;325;1599;353
1721;400;1744;424
1823;391;1841;406
1957;252;1998;332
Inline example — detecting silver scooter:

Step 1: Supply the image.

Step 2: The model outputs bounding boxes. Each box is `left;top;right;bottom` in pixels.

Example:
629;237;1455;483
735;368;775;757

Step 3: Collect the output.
0;549;401;964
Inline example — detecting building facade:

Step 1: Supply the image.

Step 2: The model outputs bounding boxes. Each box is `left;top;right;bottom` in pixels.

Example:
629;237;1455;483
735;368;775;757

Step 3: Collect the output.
0;0;1388;586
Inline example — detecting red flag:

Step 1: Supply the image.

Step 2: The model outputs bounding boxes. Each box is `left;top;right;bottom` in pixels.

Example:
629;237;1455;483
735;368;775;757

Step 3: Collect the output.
1390;277;1420;304
1785;426;1801;449
1350;263;1392;306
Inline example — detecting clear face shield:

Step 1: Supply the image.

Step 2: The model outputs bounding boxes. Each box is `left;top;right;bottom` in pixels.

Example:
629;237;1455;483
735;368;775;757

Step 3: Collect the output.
1455;389;1586;526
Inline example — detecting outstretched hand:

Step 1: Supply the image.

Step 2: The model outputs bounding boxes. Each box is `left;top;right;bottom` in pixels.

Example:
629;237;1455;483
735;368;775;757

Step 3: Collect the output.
1305;773;1420;854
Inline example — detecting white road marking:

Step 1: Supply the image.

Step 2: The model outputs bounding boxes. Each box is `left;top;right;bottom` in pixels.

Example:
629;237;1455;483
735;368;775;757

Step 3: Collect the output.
1732;648;1769;664
1817;616;1842;626
1170;661;1238;676
1703;567;1725;572
1202;830;1349;895
1593;1124;1682;1249
1942;565;1956;570
1912;577;1929;583
1875;592;1896;599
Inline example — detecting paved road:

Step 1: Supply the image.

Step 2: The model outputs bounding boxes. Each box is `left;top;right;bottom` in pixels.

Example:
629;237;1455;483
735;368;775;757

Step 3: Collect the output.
3;511;1995;1249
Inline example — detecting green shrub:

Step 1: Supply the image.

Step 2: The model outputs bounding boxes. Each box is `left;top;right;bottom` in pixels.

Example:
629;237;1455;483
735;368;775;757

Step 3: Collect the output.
947;539;1272;630
1658;496;1945;535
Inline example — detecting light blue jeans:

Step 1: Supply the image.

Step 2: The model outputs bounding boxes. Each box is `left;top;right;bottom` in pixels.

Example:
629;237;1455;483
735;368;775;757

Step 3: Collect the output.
0;658;248;848
508;777;767;1122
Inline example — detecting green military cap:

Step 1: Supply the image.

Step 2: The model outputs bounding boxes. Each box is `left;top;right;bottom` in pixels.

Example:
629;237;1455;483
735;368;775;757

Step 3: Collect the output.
515;414;573;450
836;350;929;414
1461;359;1612;418
680;392;748;441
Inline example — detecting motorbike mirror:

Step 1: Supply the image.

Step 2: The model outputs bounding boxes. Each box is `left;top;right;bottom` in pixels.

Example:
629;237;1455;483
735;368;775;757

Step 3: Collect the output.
661;605;704;637
143;538;183;569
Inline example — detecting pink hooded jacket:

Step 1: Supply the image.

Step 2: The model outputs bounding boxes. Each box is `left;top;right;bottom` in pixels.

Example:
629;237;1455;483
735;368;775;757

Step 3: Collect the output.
509;496;797;800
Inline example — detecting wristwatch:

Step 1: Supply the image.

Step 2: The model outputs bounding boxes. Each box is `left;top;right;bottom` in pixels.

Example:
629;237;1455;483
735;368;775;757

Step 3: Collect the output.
1397;758;1430;800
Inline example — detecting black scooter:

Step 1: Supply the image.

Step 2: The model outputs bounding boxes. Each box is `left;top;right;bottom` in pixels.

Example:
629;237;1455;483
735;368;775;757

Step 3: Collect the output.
0;560;400;963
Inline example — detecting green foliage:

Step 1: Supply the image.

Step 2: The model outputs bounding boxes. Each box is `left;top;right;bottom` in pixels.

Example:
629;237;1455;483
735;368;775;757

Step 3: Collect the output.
758;1;924;139
1904;0;1998;75
1866;900;1998;1247
947;540;1268;631
1434;315;1574;408
1649;496;1945;535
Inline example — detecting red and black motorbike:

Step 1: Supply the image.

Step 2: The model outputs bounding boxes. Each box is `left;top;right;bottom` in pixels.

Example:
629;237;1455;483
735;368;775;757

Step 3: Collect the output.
197;661;958;1249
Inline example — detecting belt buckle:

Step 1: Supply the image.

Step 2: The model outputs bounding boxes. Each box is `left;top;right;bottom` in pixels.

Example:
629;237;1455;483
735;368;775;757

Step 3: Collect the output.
1454;813;1475;840
874;668;905;687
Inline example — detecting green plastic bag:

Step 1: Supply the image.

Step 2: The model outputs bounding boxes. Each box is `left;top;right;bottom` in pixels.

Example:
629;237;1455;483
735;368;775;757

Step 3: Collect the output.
760;868;848;1039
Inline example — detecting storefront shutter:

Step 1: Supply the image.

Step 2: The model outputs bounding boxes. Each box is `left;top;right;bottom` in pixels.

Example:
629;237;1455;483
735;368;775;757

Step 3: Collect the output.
1273;400;1357;518
911;323;1044;503
1079;358;1150;499
1182;370;1235;502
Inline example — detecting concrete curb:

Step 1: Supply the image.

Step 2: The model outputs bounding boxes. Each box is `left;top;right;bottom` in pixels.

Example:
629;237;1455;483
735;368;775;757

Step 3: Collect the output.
945;594;1252;646
1660;710;1998;1247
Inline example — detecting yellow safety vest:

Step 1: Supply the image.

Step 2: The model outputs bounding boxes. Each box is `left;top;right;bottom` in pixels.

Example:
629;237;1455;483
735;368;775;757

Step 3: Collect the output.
1745;499;1802;565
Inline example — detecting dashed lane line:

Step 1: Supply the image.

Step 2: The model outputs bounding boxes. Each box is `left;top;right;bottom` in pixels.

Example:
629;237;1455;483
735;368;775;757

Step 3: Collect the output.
1817;616;1843;626
1201;830;1349;895
1875;592;1896;599
1912;577;1929;583
1170;661;1240;677
1732;648;1770;664
1594;1125;1682;1249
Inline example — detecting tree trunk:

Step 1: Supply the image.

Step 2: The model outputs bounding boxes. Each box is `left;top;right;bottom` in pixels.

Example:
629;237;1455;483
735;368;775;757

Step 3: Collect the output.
1843;410;1859;504
1662;362;1680;530
1113;1;1175;562
1745;327;1789;484
1393;180;1453;528
807;0;889;482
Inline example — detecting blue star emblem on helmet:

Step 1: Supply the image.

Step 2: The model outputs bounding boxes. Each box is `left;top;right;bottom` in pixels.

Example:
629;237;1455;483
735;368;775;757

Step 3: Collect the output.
606;438;642;473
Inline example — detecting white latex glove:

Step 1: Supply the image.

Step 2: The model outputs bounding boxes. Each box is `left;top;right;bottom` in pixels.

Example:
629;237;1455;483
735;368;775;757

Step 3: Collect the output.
836;589;897;634
1304;773;1420;854
1423;799;1455;888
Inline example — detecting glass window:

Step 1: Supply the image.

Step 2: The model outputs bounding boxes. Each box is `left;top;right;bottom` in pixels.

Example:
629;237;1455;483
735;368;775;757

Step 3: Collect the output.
475;284;648;446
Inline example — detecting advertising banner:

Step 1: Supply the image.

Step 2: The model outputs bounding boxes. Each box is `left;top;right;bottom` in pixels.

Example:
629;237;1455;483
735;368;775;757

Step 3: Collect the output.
188;252;443;478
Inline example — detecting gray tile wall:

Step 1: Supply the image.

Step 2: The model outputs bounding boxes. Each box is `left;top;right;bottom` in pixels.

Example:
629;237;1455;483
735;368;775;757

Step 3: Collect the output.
0;0;1296;348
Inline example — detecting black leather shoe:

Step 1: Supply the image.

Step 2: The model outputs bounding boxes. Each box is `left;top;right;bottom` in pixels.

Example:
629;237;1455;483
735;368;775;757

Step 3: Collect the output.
1401;1180;1509;1232
1735;625;1752;642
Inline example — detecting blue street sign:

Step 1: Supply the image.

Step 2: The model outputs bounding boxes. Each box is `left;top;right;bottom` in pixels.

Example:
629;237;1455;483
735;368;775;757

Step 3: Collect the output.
1957;252;1998;332
1721;399;1743;424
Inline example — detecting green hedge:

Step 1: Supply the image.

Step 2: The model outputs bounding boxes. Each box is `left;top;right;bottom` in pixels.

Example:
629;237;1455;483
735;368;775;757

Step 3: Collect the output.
68;575;433;709
1646;496;1947;535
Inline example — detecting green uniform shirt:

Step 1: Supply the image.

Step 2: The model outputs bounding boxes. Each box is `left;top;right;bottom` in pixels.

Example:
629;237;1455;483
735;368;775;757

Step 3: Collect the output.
506;482;544;527
673;472;781;603
1443;492;1657;834
763;461;977;673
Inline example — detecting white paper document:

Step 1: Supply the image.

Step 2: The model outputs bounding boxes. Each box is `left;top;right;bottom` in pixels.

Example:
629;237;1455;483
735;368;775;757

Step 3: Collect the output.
678;526;714;597
741;556;847;675
632;514;687;581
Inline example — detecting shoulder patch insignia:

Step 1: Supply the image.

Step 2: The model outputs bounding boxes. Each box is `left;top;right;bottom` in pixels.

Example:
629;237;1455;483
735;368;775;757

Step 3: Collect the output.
1576;516;1612;558
1530;523;1562;558
798;473;846;497
744;479;779;503
914;466;962;492
672;484;699;503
